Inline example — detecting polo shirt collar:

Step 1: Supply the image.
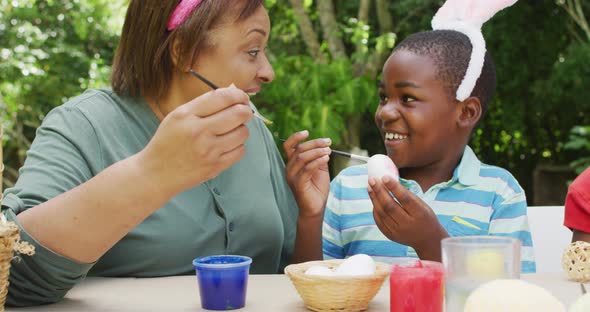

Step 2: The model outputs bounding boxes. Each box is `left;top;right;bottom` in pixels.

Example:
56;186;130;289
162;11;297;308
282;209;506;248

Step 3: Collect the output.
453;145;481;186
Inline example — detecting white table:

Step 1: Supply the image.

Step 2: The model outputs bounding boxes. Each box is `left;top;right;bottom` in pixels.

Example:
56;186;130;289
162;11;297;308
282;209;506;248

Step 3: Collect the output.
5;274;587;311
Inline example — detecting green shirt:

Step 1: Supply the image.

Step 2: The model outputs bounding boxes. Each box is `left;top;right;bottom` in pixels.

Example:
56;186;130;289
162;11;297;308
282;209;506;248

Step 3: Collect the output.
2;89;298;306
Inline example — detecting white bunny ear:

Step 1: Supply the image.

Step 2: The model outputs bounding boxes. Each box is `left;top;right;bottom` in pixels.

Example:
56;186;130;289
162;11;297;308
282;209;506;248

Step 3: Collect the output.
468;0;518;27
431;0;519;101
431;0;473;30
432;0;518;30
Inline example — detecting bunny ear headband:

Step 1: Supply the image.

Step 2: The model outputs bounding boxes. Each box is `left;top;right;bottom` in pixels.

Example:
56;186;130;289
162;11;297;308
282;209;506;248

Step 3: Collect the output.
431;0;518;101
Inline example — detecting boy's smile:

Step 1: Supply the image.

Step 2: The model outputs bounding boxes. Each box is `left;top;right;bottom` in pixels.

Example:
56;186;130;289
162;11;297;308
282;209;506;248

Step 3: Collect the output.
375;49;466;184
384;132;408;141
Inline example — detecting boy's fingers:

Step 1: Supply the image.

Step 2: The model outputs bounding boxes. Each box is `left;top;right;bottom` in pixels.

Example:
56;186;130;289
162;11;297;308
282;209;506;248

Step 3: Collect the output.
382;176;411;207
383;176;431;217
370;191;399;235
288;148;331;176
372;178;405;217
294;155;330;183
370;179;406;225
283;130;309;158
294;138;332;152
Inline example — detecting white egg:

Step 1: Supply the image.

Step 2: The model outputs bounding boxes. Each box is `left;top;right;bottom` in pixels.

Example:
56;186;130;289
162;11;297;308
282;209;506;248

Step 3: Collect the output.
334;254;376;276
367;154;399;181
304;265;335;276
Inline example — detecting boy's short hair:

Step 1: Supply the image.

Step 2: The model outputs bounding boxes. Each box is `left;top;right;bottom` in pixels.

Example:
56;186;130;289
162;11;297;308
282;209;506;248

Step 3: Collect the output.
393;30;497;115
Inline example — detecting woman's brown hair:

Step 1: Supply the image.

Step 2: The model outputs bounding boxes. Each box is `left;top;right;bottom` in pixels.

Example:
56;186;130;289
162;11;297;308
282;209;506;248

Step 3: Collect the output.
111;0;264;98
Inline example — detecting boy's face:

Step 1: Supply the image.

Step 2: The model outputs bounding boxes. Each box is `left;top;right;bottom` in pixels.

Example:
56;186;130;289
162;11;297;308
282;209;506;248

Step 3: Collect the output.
375;49;465;171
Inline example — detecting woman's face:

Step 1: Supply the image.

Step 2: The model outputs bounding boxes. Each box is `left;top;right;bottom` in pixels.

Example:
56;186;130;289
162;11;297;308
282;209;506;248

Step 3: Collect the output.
188;6;274;97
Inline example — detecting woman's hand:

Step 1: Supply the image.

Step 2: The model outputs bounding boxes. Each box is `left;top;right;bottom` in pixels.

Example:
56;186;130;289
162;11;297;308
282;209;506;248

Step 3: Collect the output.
283;130;331;219
368;176;449;261
139;85;252;195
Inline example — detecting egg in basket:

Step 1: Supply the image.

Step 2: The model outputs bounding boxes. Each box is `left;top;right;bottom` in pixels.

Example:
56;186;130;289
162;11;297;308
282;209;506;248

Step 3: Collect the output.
284;255;390;312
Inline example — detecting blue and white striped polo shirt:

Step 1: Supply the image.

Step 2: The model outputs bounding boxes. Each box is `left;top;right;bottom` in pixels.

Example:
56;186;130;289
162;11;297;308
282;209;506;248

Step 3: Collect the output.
322;146;536;273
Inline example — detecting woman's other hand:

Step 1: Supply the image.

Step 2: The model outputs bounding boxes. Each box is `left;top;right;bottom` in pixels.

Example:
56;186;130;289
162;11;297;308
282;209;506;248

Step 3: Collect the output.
139;85;252;194
368;176;449;261
283;130;331;219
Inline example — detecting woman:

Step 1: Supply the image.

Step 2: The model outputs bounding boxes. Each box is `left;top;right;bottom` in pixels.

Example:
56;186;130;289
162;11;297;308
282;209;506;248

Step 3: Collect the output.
2;0;330;306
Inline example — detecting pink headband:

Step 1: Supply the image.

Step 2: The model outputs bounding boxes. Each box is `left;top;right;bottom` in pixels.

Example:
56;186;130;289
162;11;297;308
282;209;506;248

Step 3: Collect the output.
167;0;204;31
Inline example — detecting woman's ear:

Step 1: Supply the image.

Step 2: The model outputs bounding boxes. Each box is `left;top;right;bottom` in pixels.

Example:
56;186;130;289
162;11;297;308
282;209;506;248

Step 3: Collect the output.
170;38;190;71
457;96;482;130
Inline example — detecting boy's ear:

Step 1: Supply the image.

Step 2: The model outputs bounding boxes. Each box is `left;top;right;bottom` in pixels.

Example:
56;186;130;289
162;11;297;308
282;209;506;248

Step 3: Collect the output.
457;96;482;129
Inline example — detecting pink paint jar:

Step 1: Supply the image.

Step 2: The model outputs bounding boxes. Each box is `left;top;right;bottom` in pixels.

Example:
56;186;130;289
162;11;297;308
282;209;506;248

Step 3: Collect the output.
390;259;444;312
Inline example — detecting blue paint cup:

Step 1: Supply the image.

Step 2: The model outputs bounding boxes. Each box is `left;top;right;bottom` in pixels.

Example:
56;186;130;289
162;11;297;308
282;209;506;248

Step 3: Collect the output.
193;255;252;310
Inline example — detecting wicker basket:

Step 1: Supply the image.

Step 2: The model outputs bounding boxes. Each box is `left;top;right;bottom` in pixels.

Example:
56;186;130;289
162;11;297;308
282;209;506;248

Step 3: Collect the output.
0;220;22;311
0;127;34;311
563;241;590;282
284;259;390;312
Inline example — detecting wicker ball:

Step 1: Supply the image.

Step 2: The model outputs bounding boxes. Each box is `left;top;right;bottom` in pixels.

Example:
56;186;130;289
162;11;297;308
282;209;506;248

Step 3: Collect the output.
562;241;590;282
284;259;390;312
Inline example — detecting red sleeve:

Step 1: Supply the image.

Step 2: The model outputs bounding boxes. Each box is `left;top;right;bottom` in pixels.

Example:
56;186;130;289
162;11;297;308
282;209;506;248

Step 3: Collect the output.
564;169;590;233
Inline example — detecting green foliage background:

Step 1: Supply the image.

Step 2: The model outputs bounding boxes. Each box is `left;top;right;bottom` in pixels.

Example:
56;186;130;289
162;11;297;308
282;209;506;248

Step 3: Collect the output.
1;0;589;203
0;0;122;187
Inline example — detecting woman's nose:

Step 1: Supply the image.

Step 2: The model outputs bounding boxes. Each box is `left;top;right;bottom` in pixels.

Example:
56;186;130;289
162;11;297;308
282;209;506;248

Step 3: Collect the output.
257;54;275;84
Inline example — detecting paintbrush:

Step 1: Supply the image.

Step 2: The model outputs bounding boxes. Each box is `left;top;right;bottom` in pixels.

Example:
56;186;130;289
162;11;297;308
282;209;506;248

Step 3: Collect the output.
279;139;369;162
188;69;273;125
329;149;370;162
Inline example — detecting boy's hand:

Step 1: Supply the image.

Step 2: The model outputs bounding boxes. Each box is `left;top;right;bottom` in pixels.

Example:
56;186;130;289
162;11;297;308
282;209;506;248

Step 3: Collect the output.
283;130;331;219
368;176;449;261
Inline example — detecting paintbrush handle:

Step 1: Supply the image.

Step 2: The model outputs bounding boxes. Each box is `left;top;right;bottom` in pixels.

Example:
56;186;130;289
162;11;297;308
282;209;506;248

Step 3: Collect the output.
330;149;369;162
280;139;368;162
189;69;219;89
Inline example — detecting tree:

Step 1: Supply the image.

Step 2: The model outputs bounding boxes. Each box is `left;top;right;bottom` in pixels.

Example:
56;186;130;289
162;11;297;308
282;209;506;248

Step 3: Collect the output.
261;0;589;201
554;0;590;175
1;0;588;203
258;0;396;174
0;0;122;187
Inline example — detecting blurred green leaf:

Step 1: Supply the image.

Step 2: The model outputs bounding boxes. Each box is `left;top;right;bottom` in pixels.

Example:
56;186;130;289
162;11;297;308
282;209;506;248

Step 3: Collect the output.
0;0;123;187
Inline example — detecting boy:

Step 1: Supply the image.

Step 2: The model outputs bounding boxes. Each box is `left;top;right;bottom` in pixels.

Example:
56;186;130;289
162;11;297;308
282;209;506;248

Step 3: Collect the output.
322;3;535;273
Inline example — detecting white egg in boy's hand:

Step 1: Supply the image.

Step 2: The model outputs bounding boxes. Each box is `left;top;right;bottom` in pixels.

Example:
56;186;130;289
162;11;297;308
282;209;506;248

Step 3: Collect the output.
367;154;399;181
